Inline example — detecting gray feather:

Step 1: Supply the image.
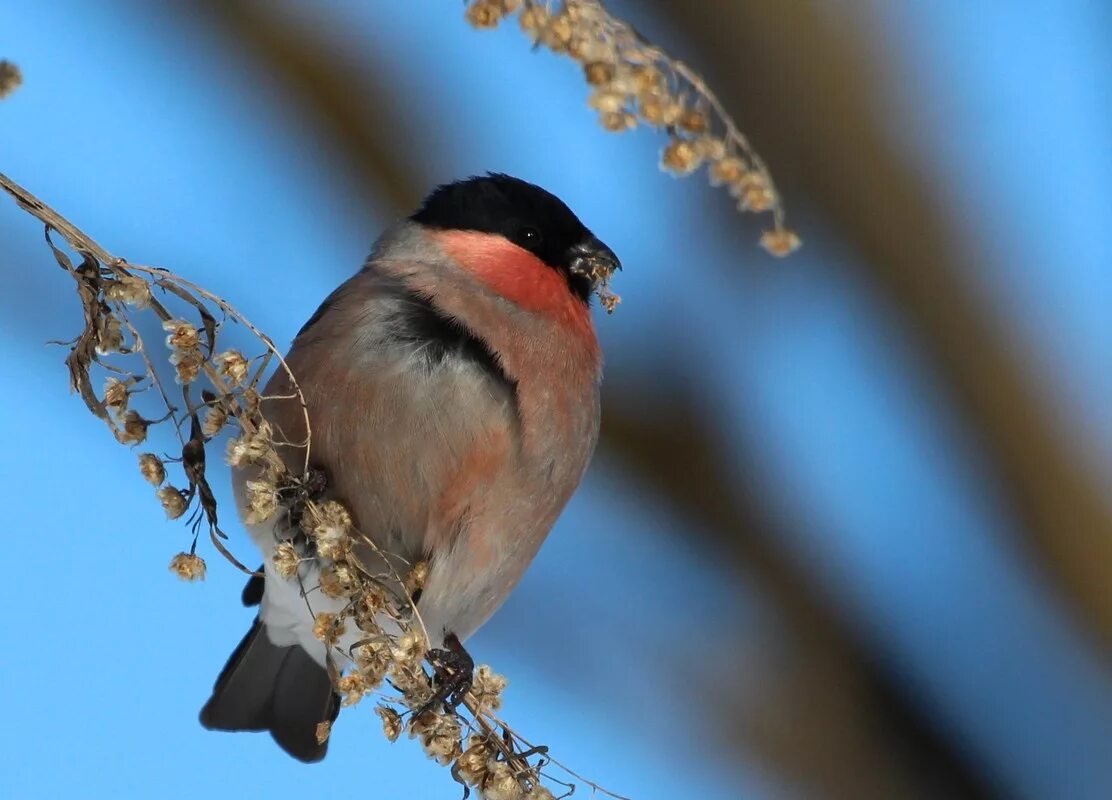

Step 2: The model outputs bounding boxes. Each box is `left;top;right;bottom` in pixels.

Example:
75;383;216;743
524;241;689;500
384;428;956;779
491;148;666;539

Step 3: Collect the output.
199;618;339;763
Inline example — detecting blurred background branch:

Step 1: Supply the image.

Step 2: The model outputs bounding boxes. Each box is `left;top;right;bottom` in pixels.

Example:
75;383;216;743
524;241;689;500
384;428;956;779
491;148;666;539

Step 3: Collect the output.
656;0;1112;650
3;2;1110;799
182;2;1031;797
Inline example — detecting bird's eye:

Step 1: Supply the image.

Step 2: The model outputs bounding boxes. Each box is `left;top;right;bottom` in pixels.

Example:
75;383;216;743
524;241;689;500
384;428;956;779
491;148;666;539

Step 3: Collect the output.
516;226;542;247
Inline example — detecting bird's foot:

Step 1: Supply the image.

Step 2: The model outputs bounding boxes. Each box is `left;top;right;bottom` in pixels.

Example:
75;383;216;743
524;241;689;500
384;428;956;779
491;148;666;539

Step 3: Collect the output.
280;466;330;530
302;467;329;499
416;633;474;717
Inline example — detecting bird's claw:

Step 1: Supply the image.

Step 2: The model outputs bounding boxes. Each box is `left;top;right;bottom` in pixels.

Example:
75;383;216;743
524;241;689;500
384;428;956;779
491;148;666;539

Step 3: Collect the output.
415;633;474;717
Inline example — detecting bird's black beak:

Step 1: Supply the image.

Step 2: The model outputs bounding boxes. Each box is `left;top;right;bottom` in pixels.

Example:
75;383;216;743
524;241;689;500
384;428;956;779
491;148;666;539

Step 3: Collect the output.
566;235;622;289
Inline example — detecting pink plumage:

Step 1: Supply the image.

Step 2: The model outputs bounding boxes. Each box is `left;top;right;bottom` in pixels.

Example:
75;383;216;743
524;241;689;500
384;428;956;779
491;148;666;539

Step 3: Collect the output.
200;174;619;762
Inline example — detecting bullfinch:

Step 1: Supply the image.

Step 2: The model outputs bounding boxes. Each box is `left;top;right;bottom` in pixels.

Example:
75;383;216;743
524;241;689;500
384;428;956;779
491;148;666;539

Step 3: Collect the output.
200;174;618;762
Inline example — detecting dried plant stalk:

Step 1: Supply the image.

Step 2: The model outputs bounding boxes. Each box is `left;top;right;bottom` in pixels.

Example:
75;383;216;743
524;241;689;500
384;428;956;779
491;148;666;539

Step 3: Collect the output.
4;9;789;794
465;0;802;257
0;170;630;800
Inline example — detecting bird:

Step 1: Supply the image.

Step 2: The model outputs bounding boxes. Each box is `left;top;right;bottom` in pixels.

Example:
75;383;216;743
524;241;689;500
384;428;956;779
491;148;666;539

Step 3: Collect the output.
199;174;619;762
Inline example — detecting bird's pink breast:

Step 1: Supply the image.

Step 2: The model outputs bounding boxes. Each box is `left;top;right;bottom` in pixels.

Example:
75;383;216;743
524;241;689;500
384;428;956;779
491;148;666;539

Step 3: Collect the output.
431;229;596;342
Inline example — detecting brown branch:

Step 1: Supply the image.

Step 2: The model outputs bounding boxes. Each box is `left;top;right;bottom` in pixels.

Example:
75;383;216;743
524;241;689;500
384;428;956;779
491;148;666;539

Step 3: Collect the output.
659;0;1112;652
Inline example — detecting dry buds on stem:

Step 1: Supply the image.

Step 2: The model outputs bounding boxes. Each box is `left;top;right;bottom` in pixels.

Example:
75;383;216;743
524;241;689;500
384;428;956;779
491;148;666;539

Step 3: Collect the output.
465;0;802;259
7;6;769;792
0;168;629;800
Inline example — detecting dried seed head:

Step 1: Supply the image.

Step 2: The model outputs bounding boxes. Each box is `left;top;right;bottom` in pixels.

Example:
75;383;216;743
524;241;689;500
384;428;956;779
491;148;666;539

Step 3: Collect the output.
319;562;357;599
337;671;368;706
740;185;776;212
407;709;437;737
202;403;228;437
518;4;549;36
104;275;151;308
103;377;129;411
678;107;710;134
598;289;621;314
575;37;619;65
525;787;556;800
482;760;525;800
709;156;747;187
354;584;388;632
760;228;802;257
631;64;665;96
312;612;344;645
115;410;149;445
170;348;203;385
354;638;391;687
333;560;358;590
733;170;769;193
225;421;273;467
587;88;626;115
410;711;462;765
138;453;166;486
163;319;200;352
566;35;594;62
315;720;331;746
318;569;344;600
376;705;403;743
456;735;494;786
583;61;615;86
465;1;503;29
158;485;187;519
539;12;574;51
243;479;279;524
661;137;703;175
306;500;353;560
695;136;728;162
470;665;509;712
599;110;636;132
0;60;23;99
169;552;206;581
638;95;683;127
96;315;124;355
389;660;433;705
273;540;300;578
405;560;429;596
391;629;428;665
727;171;774;213
214;350;250;387
473;0;798;254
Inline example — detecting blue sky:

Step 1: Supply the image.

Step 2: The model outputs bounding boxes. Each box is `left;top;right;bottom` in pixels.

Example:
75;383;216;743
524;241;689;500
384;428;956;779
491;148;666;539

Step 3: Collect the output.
2;2;1110;799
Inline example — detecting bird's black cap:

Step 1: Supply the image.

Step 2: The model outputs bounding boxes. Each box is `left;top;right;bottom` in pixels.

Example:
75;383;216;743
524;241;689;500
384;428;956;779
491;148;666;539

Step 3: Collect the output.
411;173;618;303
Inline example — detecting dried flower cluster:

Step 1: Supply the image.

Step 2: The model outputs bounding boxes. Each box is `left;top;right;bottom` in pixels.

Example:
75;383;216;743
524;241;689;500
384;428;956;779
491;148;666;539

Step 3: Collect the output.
465;0;802;258
169;552;207;581
0;60;21;99
8;10;735;790
1;169;630;800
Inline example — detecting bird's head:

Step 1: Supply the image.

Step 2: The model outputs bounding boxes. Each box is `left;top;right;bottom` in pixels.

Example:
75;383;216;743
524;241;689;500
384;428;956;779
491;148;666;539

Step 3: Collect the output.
409;173;620;321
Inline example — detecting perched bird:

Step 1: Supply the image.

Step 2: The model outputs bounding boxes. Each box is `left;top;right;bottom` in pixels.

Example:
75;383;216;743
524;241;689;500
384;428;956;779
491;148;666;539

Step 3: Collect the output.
200;174;618;762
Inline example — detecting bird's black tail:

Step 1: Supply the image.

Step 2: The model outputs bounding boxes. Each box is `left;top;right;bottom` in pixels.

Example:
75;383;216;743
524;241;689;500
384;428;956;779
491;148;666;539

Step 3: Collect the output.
199;611;339;763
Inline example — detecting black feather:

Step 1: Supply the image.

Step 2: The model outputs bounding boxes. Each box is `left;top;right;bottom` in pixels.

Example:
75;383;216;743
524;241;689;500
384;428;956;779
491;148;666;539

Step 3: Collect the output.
391;289;520;425
241;568;264;607
411;173;597;302
400;290;514;375
200;618;340;763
